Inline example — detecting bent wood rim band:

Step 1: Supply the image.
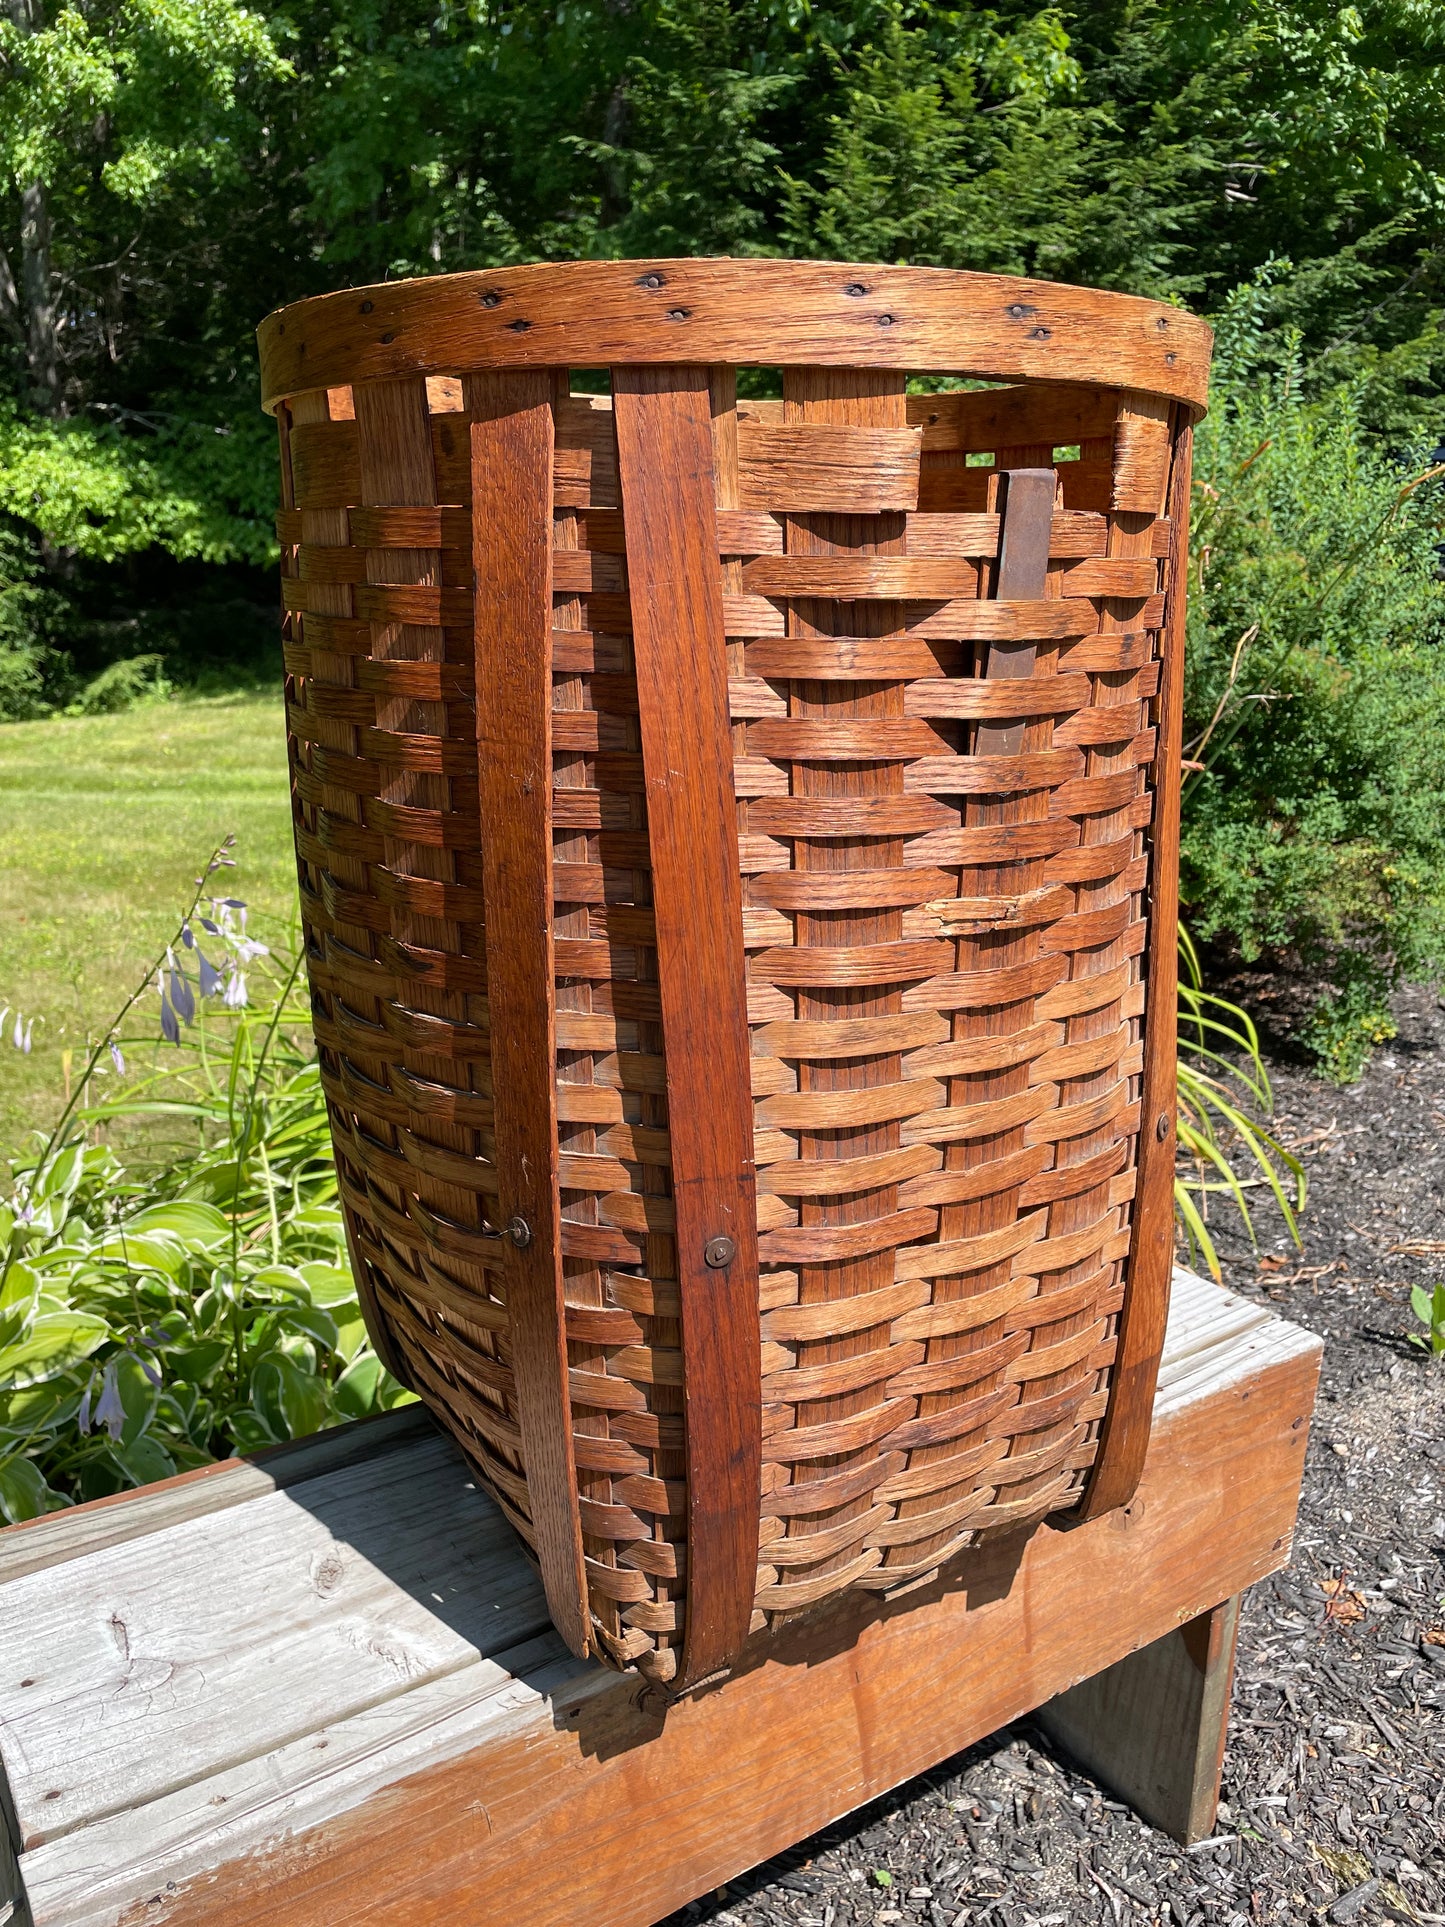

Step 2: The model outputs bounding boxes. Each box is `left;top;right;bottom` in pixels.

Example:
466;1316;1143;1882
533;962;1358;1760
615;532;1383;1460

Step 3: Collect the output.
258;259;1213;415
467;373;591;1654
612;365;763;1686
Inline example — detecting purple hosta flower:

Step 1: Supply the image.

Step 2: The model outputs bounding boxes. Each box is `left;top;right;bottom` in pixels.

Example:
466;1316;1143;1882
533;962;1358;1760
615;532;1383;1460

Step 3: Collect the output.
94;1361;126;1441
133;1349;162;1390
222;968;248;1010
196;948;223;999
234;932;268;965
14;1199;34;1228
180;921;194;950
7;1008;33;1053
215;901;268;965
78;1378;94;1435
169;966;196;1026
109;1040;125;1075
199;917;219;936
160;994;180;1045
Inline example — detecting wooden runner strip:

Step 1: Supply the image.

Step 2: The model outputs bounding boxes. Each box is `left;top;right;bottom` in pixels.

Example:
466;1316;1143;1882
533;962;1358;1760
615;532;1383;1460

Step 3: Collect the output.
892;460;1060;1576
1078;412;1191;1519
465;370;590;1656
612;365;762;1684
974;468;1056;758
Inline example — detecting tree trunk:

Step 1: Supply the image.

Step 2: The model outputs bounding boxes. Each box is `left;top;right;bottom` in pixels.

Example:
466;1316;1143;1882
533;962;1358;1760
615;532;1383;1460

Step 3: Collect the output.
18;179;60;413
8;0;62;414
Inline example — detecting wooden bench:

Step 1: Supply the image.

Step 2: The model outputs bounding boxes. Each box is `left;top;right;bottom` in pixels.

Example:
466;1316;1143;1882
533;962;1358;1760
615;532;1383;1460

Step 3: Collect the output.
0;1268;1320;1927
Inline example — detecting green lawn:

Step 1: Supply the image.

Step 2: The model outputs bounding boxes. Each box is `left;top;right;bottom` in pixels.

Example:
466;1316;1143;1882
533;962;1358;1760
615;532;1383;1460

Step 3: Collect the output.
0;693;295;1153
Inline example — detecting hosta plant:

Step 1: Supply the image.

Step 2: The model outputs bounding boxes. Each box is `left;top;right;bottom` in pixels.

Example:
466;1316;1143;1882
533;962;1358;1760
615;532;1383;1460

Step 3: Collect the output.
0;843;409;1523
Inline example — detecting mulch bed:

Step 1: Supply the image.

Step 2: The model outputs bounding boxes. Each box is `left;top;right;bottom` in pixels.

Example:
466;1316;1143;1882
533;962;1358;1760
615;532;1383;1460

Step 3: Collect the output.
665;985;1445;1927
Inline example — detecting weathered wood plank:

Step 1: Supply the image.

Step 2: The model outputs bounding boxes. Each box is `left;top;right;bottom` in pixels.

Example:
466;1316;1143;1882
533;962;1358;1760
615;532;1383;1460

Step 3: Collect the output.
2;1437;551;1852
0;1270;1318;1927
0;1408;433;1584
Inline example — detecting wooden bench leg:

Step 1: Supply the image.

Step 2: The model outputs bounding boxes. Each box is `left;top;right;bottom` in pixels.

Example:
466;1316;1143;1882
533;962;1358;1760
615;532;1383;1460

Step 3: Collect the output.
1036;1593;1241;1846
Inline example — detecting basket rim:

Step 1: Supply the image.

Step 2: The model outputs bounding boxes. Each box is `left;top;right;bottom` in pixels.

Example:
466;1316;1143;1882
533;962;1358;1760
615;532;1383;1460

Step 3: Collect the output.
256;256;1212;416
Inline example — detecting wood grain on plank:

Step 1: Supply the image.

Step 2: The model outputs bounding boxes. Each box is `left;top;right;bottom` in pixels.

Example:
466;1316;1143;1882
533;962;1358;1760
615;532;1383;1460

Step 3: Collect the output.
611;364;762;1684
0;1407;434;1584
3;1438;551;1852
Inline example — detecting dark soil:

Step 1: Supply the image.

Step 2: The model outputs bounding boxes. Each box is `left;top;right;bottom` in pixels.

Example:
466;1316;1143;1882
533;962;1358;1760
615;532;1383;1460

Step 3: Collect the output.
664;985;1445;1927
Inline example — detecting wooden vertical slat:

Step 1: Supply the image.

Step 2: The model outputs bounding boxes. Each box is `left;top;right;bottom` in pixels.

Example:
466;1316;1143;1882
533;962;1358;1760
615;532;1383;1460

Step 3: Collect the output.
1077;414;1192;1520
611;364;761;1685
463;369;590;1657
775;367;911;1595
287;385;411;1394
907;460;1060;1573
974;468;1055;756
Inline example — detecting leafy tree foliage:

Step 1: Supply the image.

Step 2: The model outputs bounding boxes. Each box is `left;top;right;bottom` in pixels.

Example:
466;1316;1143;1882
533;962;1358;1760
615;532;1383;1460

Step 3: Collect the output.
2;0;1444;1062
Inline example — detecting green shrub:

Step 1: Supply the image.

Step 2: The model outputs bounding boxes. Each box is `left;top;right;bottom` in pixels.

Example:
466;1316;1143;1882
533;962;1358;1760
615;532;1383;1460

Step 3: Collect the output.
0;516;70;720
62;654;173;717
1181;279;1445;1076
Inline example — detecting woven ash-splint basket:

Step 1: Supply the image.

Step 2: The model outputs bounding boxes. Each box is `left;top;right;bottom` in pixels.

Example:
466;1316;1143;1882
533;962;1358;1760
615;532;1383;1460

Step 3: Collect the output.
258;260;1212;1688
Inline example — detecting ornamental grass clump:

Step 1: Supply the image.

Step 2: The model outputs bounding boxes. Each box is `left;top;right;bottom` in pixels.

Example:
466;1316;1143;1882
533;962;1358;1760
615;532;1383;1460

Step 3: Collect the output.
1173;930;1304;1281
0;840;409;1523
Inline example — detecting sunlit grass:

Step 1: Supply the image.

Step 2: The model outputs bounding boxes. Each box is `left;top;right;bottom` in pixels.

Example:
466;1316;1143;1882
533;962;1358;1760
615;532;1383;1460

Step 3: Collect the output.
0;693;293;1152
